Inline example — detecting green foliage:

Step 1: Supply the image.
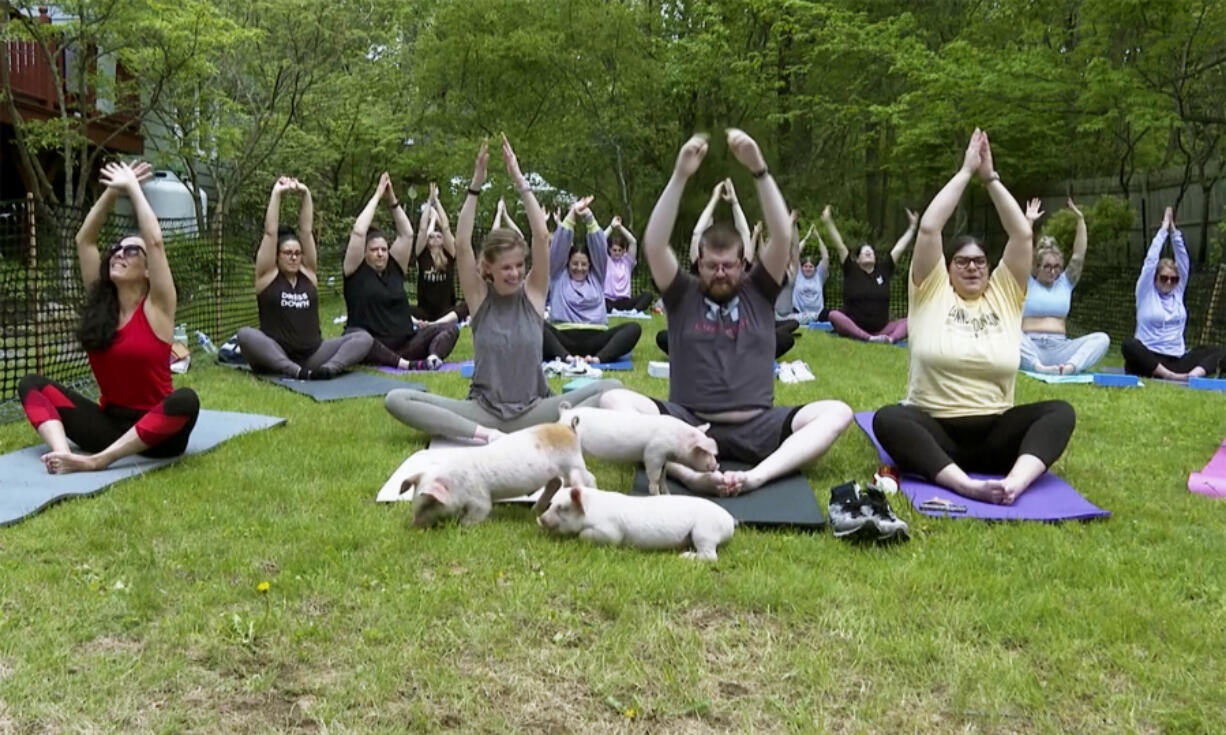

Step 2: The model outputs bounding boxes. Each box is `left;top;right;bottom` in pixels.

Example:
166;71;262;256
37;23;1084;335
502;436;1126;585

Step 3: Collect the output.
1088;195;1137;262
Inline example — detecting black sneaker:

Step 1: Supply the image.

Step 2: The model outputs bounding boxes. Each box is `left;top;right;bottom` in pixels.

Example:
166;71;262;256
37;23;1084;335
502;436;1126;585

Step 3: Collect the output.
829;481;875;540
861;483;910;542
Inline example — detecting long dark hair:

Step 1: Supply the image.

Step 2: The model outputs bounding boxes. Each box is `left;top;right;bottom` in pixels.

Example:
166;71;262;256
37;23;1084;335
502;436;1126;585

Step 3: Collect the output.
77;256;120;352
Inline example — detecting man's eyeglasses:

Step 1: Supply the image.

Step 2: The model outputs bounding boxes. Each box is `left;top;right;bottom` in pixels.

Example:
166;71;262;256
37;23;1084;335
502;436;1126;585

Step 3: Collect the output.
108;243;146;259
1157;274;1179;285
952;255;988;270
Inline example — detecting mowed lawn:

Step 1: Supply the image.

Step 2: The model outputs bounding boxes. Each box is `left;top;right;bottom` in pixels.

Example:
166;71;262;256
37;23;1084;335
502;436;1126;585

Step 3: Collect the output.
2;307;1225;734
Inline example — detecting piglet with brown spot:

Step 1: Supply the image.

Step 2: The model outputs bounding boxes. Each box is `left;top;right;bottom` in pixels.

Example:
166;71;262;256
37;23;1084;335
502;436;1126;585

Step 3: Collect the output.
400;418;592;527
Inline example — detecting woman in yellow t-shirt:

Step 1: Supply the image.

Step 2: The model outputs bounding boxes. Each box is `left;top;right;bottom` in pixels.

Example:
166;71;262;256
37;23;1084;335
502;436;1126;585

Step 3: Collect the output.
872;129;1075;505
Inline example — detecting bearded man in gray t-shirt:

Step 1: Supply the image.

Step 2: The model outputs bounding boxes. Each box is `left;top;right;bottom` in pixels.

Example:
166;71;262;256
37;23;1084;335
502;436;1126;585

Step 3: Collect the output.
599;130;853;496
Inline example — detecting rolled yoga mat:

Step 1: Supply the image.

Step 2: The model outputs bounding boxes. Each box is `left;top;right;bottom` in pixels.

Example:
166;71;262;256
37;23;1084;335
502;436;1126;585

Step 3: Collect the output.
630;462;825;530
853;410;1110;522
0;410;286;526
1188;435;1226;498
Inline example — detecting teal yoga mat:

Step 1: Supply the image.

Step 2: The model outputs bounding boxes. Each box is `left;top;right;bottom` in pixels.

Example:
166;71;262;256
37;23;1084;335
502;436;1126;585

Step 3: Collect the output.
0;410;285;526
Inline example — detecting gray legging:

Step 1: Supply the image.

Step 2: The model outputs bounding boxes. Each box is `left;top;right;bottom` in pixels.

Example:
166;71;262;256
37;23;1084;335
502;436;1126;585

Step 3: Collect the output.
237;326;373;377
385;378;622;440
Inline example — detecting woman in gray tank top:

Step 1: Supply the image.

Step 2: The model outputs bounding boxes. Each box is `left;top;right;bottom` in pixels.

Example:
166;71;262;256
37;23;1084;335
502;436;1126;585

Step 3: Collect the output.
385;136;620;442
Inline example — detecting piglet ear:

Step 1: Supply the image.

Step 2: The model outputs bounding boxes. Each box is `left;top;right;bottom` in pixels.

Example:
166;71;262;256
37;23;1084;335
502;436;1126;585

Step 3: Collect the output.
399;472;425;497
695;422;711;434
569;486;585;515
569;414;581;432
420;480;451;506
533;477;564;515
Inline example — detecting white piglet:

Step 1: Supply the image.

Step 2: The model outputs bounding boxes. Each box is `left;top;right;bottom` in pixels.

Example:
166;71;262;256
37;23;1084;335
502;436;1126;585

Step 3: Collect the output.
557;406;718;495
534;478;736;561
399;419;591;527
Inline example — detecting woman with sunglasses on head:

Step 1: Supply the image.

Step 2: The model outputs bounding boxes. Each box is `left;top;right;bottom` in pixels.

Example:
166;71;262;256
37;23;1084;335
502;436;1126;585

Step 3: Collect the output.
18;161;200;474
1121;206;1226;380
237;177;373;379
872;130;1075;505
1018;197;1109;375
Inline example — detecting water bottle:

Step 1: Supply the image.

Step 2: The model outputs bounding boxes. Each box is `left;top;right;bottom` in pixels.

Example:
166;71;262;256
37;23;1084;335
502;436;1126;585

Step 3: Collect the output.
173;323;188;343
196;330;218;354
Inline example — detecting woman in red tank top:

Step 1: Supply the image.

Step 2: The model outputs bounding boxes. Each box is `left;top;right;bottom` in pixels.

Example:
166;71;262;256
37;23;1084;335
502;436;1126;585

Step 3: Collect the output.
18;161;200;474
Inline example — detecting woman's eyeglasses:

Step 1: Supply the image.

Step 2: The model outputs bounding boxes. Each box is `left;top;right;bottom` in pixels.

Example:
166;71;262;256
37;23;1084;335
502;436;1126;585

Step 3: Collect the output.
108;243;146;259
1157;274;1180;285
952;255;987;270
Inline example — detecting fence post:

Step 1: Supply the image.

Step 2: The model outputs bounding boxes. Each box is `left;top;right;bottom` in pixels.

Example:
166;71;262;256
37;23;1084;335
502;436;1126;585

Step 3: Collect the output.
25;192;42;374
1201;262;1226;346
213;208;223;340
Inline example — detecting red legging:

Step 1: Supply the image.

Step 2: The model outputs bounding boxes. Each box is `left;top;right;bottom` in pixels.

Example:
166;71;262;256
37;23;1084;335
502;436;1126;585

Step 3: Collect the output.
18;375;200;458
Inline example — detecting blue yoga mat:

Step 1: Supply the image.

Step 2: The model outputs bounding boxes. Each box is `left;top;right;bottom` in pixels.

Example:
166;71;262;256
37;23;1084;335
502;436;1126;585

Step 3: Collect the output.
0;410;285;526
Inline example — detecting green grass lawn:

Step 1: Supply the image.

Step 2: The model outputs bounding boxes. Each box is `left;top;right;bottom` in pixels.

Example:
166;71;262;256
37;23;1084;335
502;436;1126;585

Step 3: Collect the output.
2;309;1226;733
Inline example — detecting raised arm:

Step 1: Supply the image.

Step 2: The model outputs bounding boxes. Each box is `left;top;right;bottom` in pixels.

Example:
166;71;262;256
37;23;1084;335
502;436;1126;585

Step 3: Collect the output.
496;197;525;238
455;141;489;311
976;132;1032;287
890;208;919;263
724;178;753;262
913;129;982;286
75;184;120;292
255;177;294;292
816;232;830;282
612;216;637;262
103;163;172;334
1173;219;1189;297
820;205;850;263
344;173;389;277
415;200;433;256
503;135;551;312
727;129;789;284
578;201;609;285
648;134;708;292
549;202;577;283
296;180;318;283
388;176;415;271
689;180;722;264
1065;197;1087;286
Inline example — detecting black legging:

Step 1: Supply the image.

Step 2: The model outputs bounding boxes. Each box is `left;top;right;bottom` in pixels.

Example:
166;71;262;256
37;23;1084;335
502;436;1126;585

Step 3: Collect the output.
872;401;1075;480
18;375;200;458
347;323;460;367
1121;338;1226;378
543;322;642;363
605;293;654;312
411;302;470;323
655;319;799;360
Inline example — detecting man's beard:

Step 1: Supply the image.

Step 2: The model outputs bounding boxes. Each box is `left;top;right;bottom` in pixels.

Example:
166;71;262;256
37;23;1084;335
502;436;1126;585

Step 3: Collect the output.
701;277;738;303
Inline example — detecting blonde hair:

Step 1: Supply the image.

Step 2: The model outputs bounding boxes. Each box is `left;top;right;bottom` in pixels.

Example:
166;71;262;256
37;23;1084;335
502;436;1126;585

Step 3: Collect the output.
1033;236;1064;273
1156;257;1178;277
479;228;527;281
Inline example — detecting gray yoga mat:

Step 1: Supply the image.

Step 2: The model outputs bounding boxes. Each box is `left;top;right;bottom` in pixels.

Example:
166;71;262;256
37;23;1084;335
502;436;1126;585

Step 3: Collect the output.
631;462;825;530
0;410;285;527
264;372;425;401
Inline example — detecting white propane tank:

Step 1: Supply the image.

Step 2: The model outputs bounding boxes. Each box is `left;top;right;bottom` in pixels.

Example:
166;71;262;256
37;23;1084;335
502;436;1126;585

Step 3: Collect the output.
114;170;207;235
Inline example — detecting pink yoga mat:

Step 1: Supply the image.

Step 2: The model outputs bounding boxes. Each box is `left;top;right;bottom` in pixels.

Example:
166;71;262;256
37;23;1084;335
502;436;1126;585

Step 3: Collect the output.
853;411;1110;522
1188;436;1226;498
377;361;468;374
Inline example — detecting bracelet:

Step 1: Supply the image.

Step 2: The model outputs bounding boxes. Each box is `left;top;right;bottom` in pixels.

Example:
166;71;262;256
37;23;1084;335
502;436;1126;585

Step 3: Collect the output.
985;171;1001;185
751;166;769;179
388;200;400;209
515;184;531;194
467;187;481;197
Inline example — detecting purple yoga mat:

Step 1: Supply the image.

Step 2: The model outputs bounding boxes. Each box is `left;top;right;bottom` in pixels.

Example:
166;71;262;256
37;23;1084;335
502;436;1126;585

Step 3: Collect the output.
1188;436;1226;498
853;411;1110;521
377;361;468;375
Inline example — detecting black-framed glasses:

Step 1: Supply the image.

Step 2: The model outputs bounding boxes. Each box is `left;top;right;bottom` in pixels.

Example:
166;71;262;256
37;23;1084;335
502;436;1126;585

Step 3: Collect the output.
280;250;303;259
952;255;988;270
1039;263;1062;272
108;243;146;259
1157;274;1180;285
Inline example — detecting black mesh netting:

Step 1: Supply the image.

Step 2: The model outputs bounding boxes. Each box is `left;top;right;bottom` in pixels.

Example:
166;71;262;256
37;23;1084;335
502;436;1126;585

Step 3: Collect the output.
3;198;1226;424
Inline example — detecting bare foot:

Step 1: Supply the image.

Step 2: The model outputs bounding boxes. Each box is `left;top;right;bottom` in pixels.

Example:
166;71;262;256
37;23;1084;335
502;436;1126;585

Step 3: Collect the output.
1033;362;1058;374
584;355;601;364
956;478;1009;504
719;470;766;496
1000;478;1031;505
41;451;99;474
684;470;730;496
868;335;891;344
1057;363;1075;375
1188;367;1207;380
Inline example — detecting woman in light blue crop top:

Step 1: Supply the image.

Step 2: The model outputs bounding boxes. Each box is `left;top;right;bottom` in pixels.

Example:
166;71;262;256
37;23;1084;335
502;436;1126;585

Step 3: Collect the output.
1018;198;1109;375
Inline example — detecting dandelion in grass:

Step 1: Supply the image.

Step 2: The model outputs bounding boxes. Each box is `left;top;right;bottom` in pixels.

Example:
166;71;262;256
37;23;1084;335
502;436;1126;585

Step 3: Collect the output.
257;580;270;593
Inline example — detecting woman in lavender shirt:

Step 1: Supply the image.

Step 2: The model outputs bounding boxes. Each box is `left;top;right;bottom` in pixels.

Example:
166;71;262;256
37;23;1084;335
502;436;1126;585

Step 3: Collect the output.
602;215;653;312
1121;206;1226;380
543;197;643;364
